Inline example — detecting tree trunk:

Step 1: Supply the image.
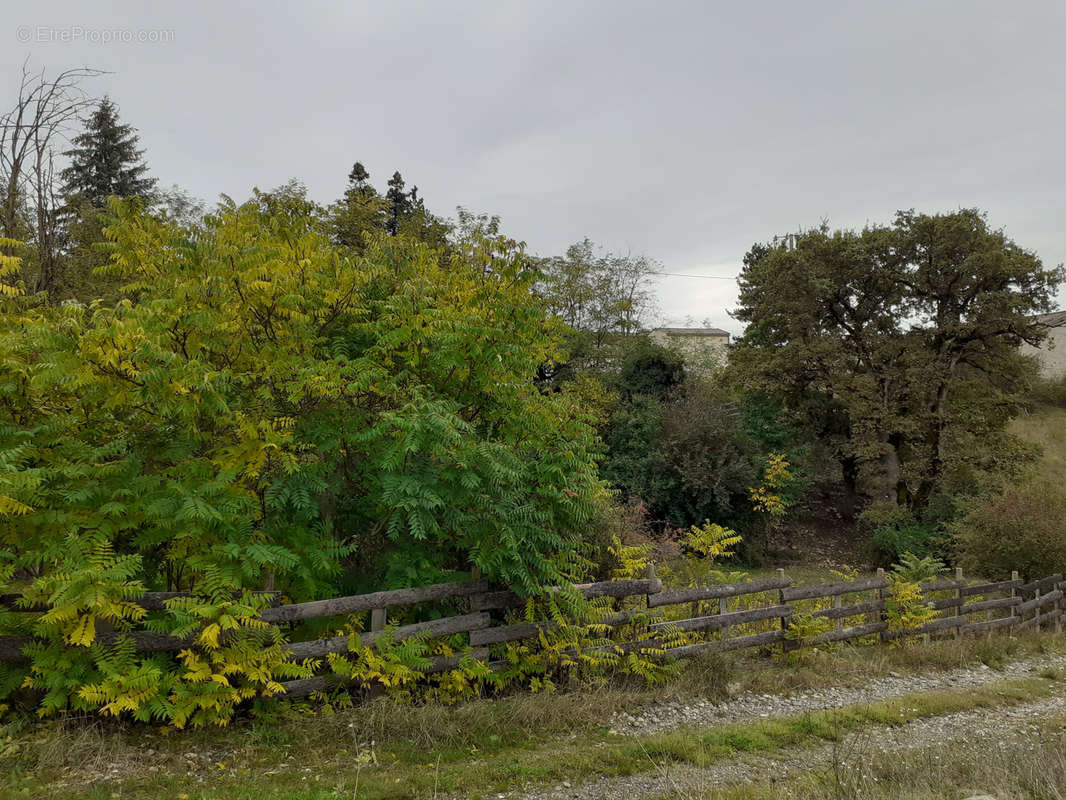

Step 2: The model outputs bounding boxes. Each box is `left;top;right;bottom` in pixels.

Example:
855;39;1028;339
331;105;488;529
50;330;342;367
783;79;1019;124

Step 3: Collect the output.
839;453;860;521
884;432;910;508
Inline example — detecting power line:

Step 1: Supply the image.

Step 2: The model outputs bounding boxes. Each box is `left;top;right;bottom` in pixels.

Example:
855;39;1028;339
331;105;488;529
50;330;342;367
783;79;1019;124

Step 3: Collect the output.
650;271;737;280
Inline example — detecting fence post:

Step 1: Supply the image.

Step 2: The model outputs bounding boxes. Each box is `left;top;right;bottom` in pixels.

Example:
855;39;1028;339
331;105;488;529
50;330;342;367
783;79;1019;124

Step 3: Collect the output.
1009;570;1019;636
876;568;887;643
370;607;387;632
778;568;792;656
1035;584;1042;632
1056;579;1063;635
688;561;700;620
645;563;657;611
954;567;963;640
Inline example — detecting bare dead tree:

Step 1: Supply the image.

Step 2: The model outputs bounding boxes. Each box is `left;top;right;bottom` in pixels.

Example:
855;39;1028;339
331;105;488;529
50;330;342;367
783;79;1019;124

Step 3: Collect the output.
0;60;101;293
30;147;64;295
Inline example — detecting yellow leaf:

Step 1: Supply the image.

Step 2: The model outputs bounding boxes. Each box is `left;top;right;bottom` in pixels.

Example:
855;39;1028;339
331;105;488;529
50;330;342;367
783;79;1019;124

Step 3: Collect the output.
199;623;221;649
68;614;96;647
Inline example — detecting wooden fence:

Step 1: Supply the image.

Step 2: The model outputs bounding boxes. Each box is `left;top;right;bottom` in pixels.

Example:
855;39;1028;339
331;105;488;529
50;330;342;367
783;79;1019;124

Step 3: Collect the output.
1;567;1063;699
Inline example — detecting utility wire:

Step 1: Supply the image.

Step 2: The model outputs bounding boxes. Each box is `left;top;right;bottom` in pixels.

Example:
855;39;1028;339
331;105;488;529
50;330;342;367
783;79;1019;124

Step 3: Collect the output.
650;271;737;280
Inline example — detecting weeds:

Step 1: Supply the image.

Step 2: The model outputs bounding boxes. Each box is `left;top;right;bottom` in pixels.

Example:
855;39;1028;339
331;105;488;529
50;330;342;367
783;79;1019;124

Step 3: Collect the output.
2;633;1063;799
683;715;1066;799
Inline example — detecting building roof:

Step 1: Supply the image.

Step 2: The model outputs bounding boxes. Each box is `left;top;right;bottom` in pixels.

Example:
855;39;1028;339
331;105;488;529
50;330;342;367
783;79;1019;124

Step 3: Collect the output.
654;327;730;338
1034;311;1066;327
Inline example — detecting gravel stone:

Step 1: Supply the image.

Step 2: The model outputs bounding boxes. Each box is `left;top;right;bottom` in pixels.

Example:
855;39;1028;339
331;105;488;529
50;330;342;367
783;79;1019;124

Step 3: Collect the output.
492;651;1066;800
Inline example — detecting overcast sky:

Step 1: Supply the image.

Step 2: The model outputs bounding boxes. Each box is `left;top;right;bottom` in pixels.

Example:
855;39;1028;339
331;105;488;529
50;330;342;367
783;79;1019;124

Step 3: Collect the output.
7;2;1065;333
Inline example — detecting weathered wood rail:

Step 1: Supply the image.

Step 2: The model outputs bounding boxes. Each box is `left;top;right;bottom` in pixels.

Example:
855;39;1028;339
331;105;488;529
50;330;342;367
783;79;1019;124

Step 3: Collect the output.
1;567;1062;698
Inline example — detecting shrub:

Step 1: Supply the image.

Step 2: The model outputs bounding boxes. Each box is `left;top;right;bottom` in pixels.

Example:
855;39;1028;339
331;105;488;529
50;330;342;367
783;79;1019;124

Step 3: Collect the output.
889;551;946;583
952;478;1066;580
0;196;606;722
868;523;945;566
1030;376;1066;409
861;500;953;567
583;494;657;580
656;381;761;528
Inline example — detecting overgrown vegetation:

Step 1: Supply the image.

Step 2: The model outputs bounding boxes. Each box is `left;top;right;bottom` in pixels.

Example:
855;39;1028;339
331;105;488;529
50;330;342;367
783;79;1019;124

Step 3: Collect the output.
0;57;1064;750
0;196;611;722
950;383;1066;581
2;632;1060;799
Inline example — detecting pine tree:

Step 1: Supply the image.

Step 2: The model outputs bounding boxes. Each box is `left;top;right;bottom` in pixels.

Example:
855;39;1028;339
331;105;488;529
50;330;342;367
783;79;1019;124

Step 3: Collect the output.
60;97;156;206
385;171;410;236
345;161;372;199
330;161;387;253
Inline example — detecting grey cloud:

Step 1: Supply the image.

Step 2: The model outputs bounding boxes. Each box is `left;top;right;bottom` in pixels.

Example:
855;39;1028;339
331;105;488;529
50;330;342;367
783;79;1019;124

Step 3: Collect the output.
6;0;1064;332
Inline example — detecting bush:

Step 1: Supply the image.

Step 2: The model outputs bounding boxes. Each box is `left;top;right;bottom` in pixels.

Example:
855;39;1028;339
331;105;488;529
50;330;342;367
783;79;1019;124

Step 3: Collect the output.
1030;376;1066;409
0;196;606;722
869;523;944;566
582;494;658;581
861;499;953;567
952;478;1066;581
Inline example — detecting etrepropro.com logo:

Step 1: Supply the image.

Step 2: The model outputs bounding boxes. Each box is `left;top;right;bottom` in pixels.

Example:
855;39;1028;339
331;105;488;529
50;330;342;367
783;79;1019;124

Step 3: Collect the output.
16;25;175;44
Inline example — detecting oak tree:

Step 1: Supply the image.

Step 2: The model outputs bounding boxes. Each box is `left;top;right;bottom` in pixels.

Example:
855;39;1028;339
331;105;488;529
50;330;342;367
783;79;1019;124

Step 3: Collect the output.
732;209;1063;512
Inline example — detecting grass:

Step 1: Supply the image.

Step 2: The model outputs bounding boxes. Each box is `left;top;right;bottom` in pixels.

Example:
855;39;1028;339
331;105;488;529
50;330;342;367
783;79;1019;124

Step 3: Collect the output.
739;564;860;586
1012;403;1066;484
670;711;1066;800
638;675;1054;768
2;632;1063;800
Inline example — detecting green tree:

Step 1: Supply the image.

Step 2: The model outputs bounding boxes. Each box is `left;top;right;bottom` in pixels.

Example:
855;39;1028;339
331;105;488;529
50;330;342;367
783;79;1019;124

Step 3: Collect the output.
51;97;157;301
60;96;156;206
536;239;659;383
330;163;450;257
539;240;657;342
0;193;601;601
329;161;387;253
385;170;410;236
0;194;605;717
732;210;1063;514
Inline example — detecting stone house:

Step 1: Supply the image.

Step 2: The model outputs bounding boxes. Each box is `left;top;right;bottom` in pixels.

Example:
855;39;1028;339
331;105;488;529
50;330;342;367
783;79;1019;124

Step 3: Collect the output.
649;327;730;370
1021;311;1066;378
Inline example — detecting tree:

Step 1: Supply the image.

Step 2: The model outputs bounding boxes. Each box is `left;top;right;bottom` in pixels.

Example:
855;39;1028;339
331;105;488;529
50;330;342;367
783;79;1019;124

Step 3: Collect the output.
330;163;450;257
385;170;410;236
537;239;659;377
0;62;100;294
539;240;657;341
60;96;156;207
0;192;600;601
348;160;371;192
732;210;1063;513
329;161;387;253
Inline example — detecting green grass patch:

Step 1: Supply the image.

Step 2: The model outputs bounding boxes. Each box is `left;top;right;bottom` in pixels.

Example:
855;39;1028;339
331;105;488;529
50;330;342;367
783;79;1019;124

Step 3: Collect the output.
633;675;1052;772
4;673;1058;800
676;710;1066;800
1012;404;1066;484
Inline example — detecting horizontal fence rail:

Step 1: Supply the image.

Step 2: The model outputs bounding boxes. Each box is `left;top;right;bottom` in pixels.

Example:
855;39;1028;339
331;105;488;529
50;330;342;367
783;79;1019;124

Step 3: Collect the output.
2;567;1063;698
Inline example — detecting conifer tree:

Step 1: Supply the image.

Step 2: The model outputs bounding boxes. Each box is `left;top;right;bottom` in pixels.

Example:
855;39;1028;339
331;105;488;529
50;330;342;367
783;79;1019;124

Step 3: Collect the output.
385;170;410;235
60;96;156;206
330;161;387;252
331;163;451;257
346;161;372;197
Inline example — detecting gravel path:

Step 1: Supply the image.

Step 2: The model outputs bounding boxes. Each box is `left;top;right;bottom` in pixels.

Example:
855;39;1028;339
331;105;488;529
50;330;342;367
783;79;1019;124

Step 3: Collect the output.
609;652;1066;735
515;693;1066;800
500;652;1066;800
